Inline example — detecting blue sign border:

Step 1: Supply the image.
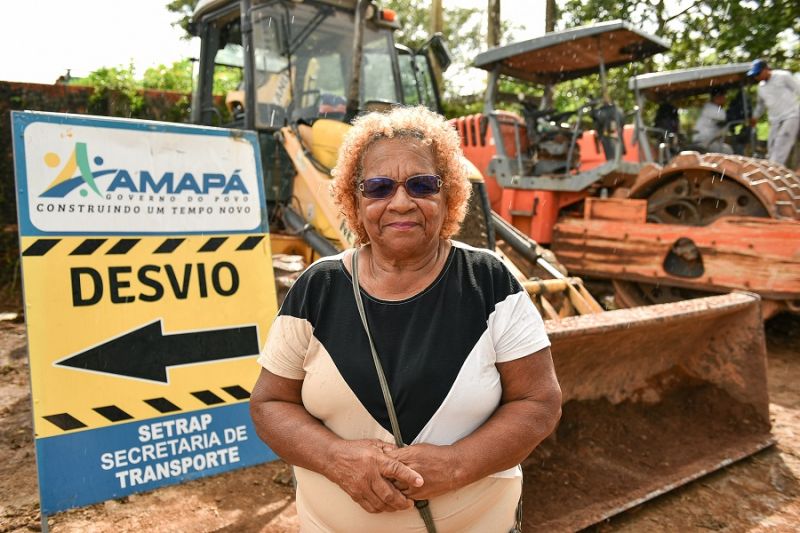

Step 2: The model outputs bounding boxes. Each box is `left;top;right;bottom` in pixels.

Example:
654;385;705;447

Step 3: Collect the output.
11;111;269;237
36;401;277;514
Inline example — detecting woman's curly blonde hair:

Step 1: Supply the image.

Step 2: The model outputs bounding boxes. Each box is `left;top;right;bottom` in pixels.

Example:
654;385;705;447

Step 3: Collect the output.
331;106;471;245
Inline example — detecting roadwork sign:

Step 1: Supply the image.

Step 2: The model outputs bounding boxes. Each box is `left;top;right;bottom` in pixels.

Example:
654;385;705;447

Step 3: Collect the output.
12;112;278;514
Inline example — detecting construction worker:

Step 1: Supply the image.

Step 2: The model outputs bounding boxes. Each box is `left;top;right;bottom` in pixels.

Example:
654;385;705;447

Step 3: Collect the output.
748;59;800;166
693;87;733;154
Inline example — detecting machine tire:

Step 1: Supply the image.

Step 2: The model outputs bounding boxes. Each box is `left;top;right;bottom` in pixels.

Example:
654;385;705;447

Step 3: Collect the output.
613;152;800;308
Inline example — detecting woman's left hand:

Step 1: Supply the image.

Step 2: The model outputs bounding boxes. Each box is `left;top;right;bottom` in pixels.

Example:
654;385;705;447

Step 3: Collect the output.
385;443;460;500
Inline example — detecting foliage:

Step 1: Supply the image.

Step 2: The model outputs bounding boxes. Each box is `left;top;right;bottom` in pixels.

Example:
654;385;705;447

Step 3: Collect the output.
143;59;240;97
73;57;237;96
560;0;799;69
707;0;800;71
385;0;519;117
142;59;195;92
441;97;483;118
68;60;199;122
556;0;800;112
167;0;200;38
211;65;243;97
387;0;481;100
72;63;146;117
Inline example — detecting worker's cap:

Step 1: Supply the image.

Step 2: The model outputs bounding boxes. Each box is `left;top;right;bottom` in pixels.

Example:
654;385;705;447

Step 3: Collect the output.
746;59;768;77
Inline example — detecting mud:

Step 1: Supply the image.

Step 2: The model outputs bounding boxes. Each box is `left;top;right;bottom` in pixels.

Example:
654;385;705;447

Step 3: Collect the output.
1;314;799;532
586;313;800;532
522;384;770;530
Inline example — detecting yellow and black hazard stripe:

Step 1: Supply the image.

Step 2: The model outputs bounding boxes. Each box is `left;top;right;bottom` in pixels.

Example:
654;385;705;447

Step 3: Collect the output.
22;235;266;257
42;384;252;432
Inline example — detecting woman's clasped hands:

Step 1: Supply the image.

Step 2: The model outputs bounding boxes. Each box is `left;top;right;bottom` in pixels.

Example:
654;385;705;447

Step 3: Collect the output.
325;439;460;513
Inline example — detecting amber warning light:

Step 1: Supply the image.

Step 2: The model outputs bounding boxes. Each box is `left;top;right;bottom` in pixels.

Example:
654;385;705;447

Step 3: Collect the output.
380;8;396;22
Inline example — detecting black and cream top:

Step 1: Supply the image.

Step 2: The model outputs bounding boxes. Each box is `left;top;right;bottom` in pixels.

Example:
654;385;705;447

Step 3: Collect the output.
258;241;550;532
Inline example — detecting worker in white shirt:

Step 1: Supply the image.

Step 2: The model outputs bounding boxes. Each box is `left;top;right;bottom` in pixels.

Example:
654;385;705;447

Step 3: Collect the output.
748;59;800;166
693;87;733;154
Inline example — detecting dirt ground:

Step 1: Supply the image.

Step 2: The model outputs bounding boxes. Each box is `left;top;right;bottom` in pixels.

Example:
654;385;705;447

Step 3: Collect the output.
1;313;798;533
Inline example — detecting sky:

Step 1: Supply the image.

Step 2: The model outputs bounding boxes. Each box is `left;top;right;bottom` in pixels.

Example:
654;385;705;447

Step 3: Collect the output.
0;0;543;85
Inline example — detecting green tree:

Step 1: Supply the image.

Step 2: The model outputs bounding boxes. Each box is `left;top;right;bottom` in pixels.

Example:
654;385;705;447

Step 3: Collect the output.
549;0;799;131
167;0;200;38
209;65;242;97
142;59;195;92
561;0;799;67
387;0;521;116
556;0;800;103
72;63;145;117
68;60;214;122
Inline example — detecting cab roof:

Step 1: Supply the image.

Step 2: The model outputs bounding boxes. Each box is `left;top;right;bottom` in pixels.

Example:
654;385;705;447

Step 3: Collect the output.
473;20;669;84
628;63;752;101
192;0;360;21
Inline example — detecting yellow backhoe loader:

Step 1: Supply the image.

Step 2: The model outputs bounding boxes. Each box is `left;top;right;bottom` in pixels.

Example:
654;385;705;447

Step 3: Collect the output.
190;1;772;529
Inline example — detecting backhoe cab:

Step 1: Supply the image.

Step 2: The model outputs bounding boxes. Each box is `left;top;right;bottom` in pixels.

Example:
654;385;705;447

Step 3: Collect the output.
190;0;457;258
191;0;448;130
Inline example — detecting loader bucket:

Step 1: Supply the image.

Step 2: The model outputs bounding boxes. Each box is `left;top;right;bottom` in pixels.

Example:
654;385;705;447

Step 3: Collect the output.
524;292;773;531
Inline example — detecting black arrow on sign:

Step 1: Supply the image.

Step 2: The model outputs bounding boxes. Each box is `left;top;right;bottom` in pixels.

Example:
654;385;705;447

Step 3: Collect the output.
55;320;259;383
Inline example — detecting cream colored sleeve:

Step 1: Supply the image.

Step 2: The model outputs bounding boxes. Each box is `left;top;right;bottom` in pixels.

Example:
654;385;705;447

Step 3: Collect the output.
491;290;551;363
257;315;313;380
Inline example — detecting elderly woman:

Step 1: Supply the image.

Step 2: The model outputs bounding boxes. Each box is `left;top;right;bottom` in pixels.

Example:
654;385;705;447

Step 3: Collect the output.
250;106;561;532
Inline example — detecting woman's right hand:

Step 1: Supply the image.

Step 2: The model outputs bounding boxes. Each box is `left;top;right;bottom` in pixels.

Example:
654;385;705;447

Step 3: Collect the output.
324;439;424;513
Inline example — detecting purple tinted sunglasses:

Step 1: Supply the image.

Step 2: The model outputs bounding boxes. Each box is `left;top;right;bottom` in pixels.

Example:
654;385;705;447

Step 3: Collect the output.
358;174;443;199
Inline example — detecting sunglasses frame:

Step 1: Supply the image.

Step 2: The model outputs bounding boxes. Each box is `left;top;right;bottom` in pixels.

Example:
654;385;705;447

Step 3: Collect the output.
357;174;444;200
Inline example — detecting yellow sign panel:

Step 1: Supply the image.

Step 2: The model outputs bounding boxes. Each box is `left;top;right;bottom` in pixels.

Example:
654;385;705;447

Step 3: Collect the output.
22;234;277;438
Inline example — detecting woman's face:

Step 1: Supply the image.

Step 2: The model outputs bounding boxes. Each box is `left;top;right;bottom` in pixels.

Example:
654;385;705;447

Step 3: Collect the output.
357;137;447;258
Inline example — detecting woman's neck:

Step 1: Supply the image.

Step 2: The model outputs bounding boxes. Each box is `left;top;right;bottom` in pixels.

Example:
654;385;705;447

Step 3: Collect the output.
359;239;450;300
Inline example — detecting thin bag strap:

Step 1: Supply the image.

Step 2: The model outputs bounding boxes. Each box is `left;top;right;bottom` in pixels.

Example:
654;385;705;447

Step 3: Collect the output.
351;249;404;447
350;249;437;533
